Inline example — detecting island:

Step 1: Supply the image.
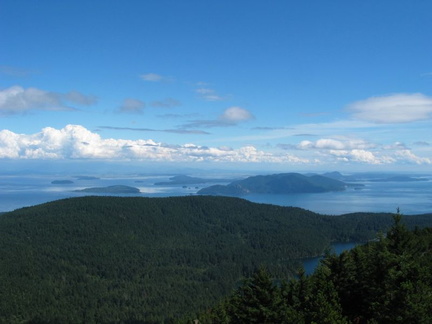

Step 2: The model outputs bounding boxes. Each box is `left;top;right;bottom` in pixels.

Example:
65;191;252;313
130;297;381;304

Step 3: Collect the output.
198;172;347;196
154;175;234;186
73;176;100;180
74;185;140;194
51;180;74;184
369;175;429;182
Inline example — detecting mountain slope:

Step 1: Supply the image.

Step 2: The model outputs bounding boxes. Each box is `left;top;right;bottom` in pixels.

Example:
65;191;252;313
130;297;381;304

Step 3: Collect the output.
1;196;431;323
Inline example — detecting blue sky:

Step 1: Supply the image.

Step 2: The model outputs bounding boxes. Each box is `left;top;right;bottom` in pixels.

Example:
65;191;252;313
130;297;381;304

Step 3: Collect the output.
1;0;432;172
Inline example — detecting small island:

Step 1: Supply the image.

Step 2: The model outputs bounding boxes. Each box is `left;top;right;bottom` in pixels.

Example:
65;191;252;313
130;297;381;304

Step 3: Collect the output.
74;185;140;194
74;176;100;180
51;180;74;184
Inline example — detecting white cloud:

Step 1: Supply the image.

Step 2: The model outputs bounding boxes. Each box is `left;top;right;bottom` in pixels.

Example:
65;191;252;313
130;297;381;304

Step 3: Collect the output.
140;73;172;82
1;125;429;166
347;93;432;123
0;86;71;114
293;137;431;165
395;150;432;164
195;88;225;101
298;138;374;151
220;106;254;123
118;98;145;114
180;107;255;129
0;125;307;164
0;86;96;115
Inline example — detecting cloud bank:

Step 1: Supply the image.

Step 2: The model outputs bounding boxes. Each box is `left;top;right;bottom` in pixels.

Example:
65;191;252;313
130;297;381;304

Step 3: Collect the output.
0;125;429;166
0;125;303;163
295;137;431;165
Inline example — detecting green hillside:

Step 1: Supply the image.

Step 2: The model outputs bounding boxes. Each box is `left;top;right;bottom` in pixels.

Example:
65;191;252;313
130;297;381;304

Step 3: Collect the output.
0;196;431;323
195;215;432;323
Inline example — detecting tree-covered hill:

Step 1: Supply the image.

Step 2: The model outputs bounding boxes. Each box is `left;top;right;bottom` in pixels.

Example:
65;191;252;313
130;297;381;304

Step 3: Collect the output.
197;173;350;196
195;215;432;323
0;196;431;323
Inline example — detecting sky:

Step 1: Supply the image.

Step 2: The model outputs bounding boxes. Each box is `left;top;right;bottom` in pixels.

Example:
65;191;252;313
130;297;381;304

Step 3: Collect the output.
1;0;432;173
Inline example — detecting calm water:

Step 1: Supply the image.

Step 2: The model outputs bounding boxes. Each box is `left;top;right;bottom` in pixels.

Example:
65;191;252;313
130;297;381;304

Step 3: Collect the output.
245;179;432;215
0;174;431;215
302;242;359;275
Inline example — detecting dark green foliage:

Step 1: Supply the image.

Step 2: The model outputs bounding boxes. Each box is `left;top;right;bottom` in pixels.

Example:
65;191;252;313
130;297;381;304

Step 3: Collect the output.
197;213;432;323
1;196;432;323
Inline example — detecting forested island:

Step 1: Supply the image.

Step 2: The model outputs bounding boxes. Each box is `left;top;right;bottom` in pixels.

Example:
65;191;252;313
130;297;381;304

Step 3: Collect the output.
1;196;432;322
74;185;140;193
198;172;349;196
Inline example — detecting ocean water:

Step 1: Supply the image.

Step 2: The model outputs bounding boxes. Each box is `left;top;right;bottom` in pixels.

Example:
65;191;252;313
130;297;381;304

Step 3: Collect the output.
0;174;431;215
245;179;432;215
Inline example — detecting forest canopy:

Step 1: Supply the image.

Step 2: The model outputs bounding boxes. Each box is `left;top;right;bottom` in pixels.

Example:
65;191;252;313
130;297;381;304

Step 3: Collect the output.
0;196;431;323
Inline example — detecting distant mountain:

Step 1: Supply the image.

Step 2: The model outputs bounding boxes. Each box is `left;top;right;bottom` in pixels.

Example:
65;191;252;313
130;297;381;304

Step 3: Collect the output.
198;172;347;196
74;185;140;193
322;171;345;180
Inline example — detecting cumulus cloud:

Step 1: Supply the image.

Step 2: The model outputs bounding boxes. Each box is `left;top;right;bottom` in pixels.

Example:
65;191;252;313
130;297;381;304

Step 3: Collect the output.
0;86;96;115
118;98;145;114
181;107;255;129
395;150;432;164
0;125;307;164
140;73;173;82
290;136;431;165
220;106;254;123
347;93;432;123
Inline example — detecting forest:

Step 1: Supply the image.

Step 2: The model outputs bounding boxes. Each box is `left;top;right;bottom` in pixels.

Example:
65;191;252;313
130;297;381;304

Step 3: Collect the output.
192;214;432;323
0;196;431;323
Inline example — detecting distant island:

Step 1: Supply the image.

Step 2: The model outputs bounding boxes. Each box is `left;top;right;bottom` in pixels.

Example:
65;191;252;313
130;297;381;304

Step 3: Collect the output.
323;172;429;183
369;175;429;182
198;172;347;196
74;185;140;193
51;180;74;184
154;175;233;186
73;176;100;180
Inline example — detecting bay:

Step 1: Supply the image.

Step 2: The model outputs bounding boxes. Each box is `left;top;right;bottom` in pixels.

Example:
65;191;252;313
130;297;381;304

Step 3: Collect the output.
302;242;359;275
